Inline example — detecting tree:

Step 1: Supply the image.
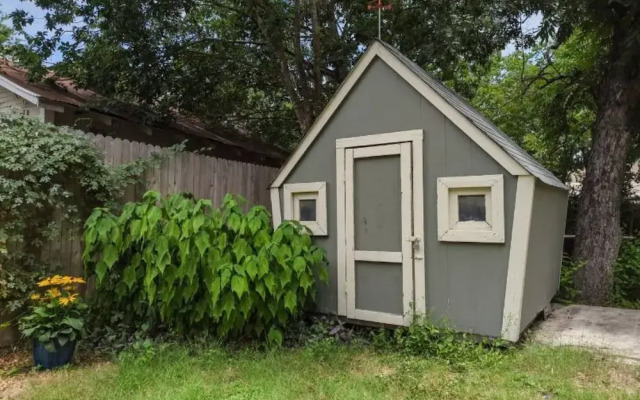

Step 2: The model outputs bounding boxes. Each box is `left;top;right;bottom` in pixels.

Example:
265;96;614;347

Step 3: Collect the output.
531;1;640;305
7;0;525;149
469;31;598;184
0;22;13;56
9;1;640;304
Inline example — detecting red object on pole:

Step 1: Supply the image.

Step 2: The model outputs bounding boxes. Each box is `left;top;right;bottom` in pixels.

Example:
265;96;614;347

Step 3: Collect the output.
367;0;392;11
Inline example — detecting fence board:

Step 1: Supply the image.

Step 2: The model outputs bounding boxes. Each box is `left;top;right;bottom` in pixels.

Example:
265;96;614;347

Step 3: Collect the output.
46;132;279;277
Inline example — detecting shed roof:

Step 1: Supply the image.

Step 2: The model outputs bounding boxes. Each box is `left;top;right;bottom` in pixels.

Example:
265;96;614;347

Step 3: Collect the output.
378;42;566;189
0;60;287;165
271;41;568;190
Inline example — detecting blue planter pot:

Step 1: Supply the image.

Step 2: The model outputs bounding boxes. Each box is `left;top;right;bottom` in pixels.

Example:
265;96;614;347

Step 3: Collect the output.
33;339;76;369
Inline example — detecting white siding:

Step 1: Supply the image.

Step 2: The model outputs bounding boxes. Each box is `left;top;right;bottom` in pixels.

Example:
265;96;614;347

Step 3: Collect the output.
0;86;42;119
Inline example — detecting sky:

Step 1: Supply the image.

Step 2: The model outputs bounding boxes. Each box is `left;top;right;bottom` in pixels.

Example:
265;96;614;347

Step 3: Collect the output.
1;0;543;63
1;0;47;34
1;0;67;62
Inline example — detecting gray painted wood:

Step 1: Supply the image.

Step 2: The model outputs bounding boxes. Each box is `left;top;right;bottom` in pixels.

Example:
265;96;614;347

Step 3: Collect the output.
520;182;569;330
281;58;528;337
356;261;403;315
379;41;567;190
354;155;402;252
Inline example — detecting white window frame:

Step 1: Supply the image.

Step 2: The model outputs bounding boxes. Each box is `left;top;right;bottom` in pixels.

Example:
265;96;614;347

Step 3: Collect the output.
283;182;328;236
437;174;505;243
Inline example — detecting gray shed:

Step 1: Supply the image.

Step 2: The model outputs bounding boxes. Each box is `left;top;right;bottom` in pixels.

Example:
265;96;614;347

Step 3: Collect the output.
270;41;569;341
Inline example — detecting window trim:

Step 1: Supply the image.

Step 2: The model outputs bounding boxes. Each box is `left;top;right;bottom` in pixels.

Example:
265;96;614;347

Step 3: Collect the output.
437;175;505;243
283;182;328;236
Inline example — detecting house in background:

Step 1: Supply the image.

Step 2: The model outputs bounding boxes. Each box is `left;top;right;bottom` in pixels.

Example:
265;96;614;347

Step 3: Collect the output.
0;60;286;167
270;41;569;342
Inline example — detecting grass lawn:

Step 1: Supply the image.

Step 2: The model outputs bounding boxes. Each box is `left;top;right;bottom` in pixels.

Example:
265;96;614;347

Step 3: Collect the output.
10;341;640;400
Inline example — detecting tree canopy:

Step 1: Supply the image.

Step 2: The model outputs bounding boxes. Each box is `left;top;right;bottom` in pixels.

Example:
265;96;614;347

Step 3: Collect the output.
8;0;528;149
5;0;640;305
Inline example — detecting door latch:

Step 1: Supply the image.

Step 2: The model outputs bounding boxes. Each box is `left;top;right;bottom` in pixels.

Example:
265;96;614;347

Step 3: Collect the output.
406;236;422;255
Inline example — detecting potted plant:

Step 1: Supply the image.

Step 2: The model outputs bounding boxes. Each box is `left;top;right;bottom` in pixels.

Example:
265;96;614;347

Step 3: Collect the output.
19;275;87;369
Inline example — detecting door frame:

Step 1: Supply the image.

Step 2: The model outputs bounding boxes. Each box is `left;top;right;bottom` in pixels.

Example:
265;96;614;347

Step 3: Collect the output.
335;129;425;325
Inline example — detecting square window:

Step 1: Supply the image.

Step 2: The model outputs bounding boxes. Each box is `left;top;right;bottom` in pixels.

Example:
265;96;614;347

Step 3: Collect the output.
458;195;486;222
437;175;505;243
298;199;317;221
283;182;328;236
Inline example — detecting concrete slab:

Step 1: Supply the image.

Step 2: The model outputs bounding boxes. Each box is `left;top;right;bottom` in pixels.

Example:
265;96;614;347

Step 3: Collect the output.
532;304;640;360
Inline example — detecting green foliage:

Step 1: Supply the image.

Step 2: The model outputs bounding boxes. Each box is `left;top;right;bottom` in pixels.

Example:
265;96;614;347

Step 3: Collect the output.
0;252;50;313
612;238;640;309
0;114;183;246
0;22;13;57
557;239;640;308
372;316;506;365
0;114;182;316
18;276;88;352
82;191;328;345
470;31;599;183
556;254;585;304
7;1;531;149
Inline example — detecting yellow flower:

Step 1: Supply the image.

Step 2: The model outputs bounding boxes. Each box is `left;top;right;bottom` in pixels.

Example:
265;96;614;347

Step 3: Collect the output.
37;278;51;287
30;294;41;301
46;288;61;298
71;277;86;284
49;275;64;285
59;293;78;306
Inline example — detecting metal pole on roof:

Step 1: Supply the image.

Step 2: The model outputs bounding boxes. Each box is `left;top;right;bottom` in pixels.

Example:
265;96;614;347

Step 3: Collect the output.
367;0;392;40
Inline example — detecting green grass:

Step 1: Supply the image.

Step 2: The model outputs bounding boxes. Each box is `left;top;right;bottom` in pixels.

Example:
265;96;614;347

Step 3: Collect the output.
16;341;640;400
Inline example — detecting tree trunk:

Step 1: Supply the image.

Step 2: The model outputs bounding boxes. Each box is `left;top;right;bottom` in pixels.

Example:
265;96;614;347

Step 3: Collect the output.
574;28;640;305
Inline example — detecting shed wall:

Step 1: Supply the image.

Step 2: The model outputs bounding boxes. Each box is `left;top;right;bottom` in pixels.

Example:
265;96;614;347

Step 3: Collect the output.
280;57;518;337
520;181;568;330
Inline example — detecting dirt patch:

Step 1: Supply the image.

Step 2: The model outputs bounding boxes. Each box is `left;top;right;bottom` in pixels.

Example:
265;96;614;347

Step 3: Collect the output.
0;342;112;399
0;376;28;400
0;342;32;375
348;353;396;377
573;360;640;394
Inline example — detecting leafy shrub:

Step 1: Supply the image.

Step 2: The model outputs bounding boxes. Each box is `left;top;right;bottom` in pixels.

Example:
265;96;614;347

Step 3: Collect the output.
555;254;585;304
372;316;506;365
18;275;88;351
557;240;640;308
0;252;50;313
612;238;640;308
0;114;181;316
83;191;329;345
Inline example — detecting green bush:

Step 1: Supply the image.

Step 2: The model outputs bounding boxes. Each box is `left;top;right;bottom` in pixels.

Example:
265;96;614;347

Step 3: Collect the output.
556;240;640;308
0;114;181;315
82;191;329;345
612;238;640;308
372;316;506;365
555;254;585;304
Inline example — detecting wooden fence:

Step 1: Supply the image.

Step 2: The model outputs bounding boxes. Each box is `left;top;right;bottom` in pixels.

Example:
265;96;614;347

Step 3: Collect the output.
42;133;279;276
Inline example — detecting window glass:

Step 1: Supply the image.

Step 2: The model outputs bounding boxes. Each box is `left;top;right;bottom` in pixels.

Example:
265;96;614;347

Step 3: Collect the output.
458;195;486;222
299;199;317;221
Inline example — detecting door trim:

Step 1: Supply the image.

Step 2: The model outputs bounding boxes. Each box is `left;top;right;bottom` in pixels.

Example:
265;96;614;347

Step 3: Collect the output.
336;130;425;325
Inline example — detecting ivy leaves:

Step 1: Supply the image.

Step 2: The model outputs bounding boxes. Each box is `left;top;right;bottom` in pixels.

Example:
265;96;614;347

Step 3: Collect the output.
83;191;329;345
